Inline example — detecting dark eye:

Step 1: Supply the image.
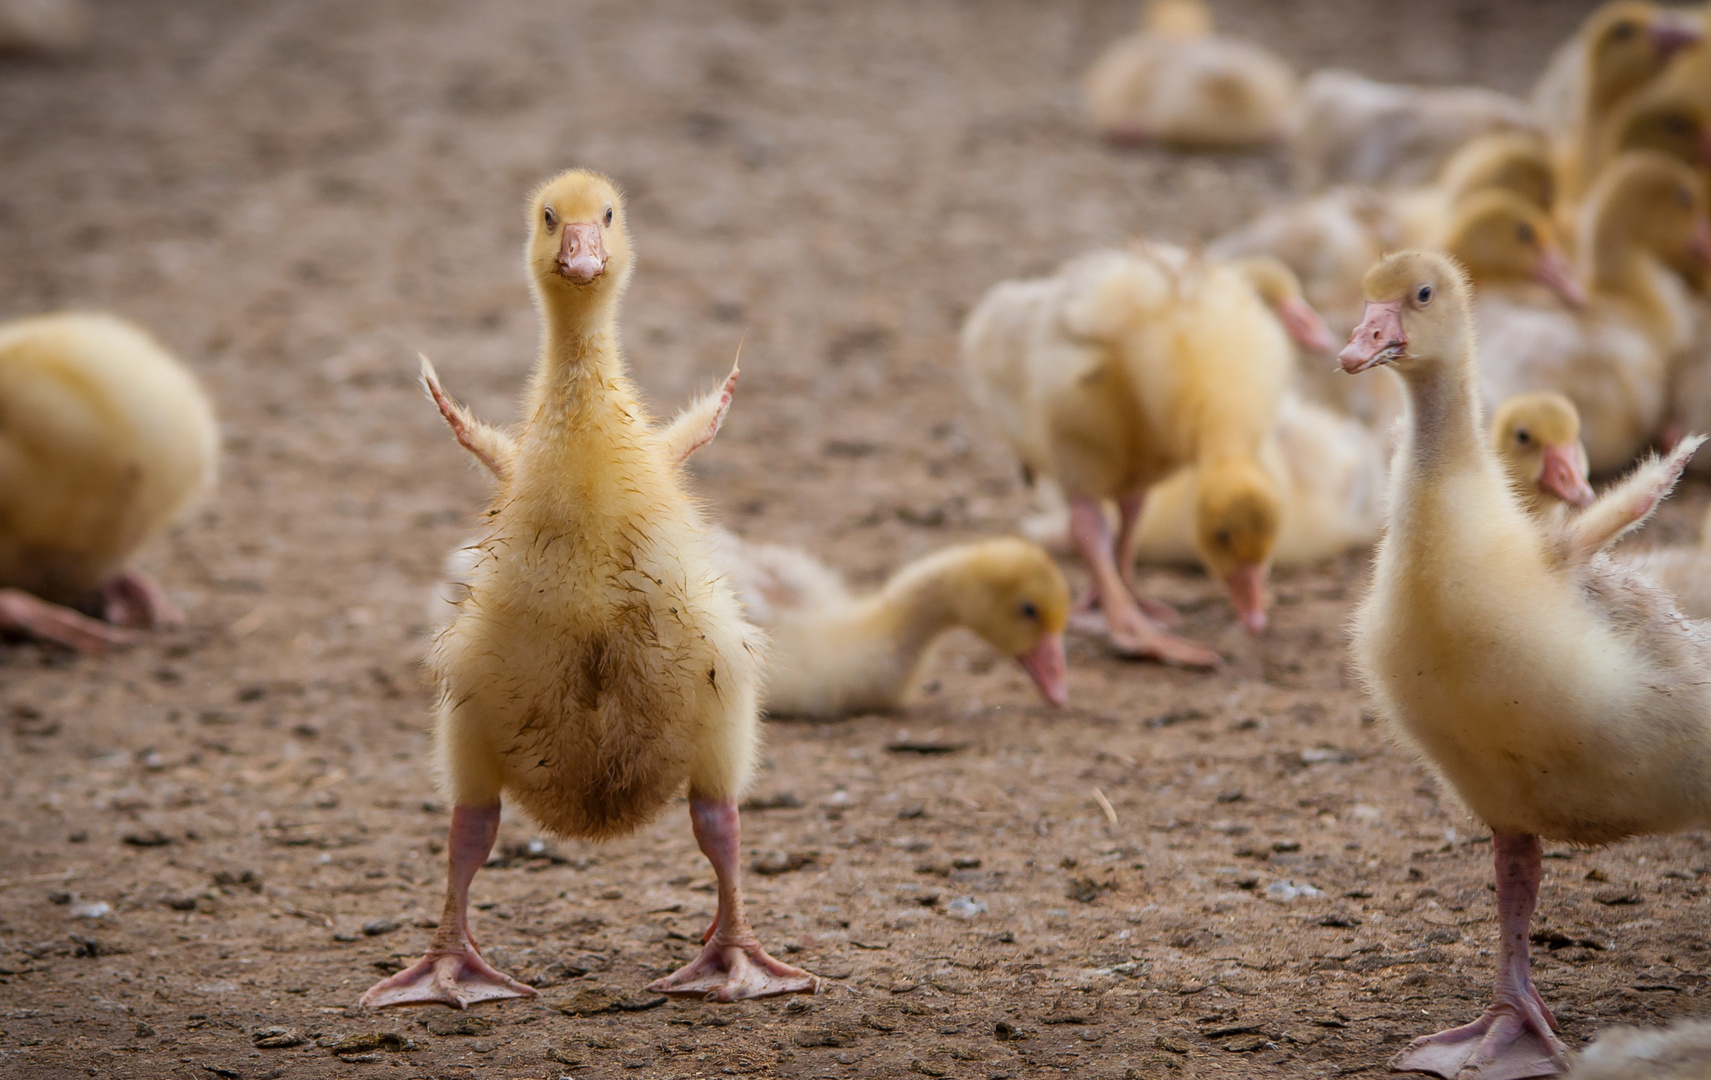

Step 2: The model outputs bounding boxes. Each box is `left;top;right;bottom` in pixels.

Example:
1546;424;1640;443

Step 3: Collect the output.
1666;113;1693;135
603;205;614;226
1415;284;1433;305
1611;20;1635;40
1019;600;1039;620
543;207;557;231
1516;222;1535;244
1515;429;1532;446
1214;529;1232;548
1678;186;1694;209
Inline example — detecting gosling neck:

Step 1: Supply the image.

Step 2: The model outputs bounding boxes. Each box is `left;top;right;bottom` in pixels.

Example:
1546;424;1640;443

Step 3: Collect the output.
870;551;976;663
1394;340;1483;475
527;280;625;405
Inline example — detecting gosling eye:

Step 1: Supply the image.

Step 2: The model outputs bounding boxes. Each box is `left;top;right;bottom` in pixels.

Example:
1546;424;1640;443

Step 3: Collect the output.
1678;186;1694;209
1611;19;1635;41
1666;114;1693;136
1214;529;1232;548
543;206;557;231
1019;600;1039;621
1415;284;1433;306
1515;428;1532;446
1516;222;1535;245
603;205;614;226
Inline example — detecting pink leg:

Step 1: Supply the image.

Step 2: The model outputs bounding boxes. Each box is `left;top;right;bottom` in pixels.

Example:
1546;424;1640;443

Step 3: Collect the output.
646;798;819;1002
1390;833;1567;1079
1071;494;1181;632
101;570;183;629
360;804;536;1009
1068;497;1220;668
0;587;135;654
1113;490;1181;628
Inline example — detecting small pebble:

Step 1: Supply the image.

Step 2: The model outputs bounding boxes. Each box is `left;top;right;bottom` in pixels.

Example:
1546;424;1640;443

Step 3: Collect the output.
251;1026;307;1049
945;896;987;919
1265;880;1321;903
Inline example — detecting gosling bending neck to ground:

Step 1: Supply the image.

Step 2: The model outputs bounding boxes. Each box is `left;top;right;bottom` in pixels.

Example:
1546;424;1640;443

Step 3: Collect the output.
761;539;1068;719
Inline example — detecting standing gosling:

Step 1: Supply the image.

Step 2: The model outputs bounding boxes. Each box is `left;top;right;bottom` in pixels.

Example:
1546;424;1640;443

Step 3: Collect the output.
362;169;814;1009
1343;249;1711;1079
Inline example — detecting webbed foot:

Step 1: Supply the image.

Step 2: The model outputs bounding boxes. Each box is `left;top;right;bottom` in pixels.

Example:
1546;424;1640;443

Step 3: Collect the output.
360;946;537;1010
647;940;818;1002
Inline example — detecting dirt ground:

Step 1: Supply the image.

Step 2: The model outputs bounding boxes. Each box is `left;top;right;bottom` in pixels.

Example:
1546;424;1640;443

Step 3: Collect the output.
10;1;1711;1078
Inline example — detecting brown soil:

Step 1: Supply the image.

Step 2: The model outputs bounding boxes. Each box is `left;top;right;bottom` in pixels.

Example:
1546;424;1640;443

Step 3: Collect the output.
3;2;1706;1078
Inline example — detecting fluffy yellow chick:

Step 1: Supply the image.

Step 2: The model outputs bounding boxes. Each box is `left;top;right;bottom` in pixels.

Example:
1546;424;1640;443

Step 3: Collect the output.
0;313;217;652
715;532;1070;718
1388;130;1557;245
1480;152;1711;474
1216;185;1582;434
1532;1;1704;131
1494;393;1711;622
1124;393;1387;569
1083;0;1297;149
963;243;1293;659
1595;89;1711;188
1490;392;1596;513
363;169;814;1010
1343;248;1711;1079
1439;189;1586;304
1530;0;1703;206
1211;135;1563;347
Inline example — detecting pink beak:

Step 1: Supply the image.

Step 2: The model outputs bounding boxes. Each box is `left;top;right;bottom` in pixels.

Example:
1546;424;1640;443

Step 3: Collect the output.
1339;300;1406;373
1015;632;1068;707
1532;247;1587;308
556;222;607;283
1225;562;1268;634
1539;441;1595;507
1277;298;1339;354
1652;14;1704;60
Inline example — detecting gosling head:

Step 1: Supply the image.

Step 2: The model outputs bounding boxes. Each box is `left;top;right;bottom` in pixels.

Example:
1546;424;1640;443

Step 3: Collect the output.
1492;393;1596;508
1583;2;1703;105
1616;96;1711;169
1194;458;1281;634
526;169;634;305
948;539;1072;707
1340;250;1475;378
1226;255;1339;354
1443;190;1586;306
1591;151;1711;278
1437;130;1554;210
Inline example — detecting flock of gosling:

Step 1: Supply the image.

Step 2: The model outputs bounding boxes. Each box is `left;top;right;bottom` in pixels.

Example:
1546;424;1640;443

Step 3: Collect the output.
12;1;1711;1076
